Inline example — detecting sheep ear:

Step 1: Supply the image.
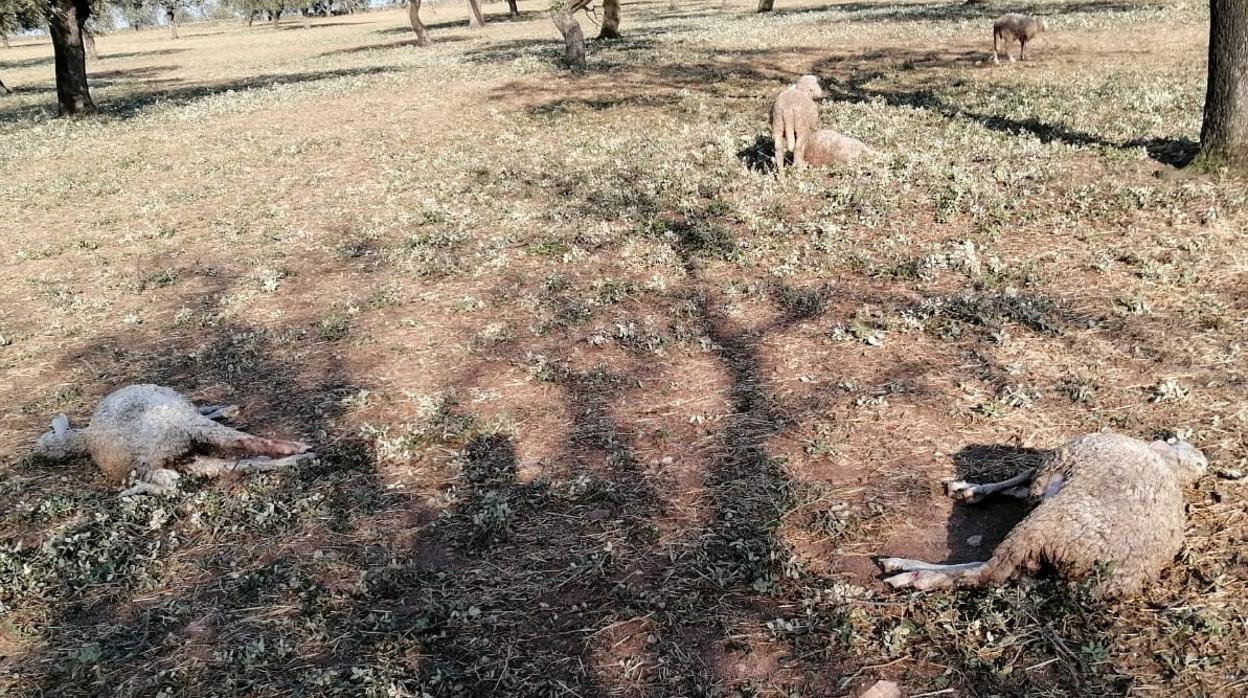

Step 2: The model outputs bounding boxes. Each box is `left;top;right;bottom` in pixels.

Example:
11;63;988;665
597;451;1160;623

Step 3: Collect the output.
51;414;70;435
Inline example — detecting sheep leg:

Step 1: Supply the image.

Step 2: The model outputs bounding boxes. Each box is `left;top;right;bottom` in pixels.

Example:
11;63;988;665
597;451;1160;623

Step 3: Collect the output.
772;124;786;179
198;404;241;421
879;557;988;591
1019;38;1028;61
196;421;310;457
992;31;1000;64
184;453;314;478
945;468;1035;504
793;129;808;168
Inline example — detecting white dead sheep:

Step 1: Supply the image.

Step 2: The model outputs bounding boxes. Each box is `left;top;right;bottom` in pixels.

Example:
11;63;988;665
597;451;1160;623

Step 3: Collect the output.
34;384;314;496
769;74;824;179
880;433;1207;598
993;13;1046;64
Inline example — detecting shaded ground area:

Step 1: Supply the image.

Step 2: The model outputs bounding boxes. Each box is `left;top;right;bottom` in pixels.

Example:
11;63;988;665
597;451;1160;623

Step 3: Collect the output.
1;0;1245;696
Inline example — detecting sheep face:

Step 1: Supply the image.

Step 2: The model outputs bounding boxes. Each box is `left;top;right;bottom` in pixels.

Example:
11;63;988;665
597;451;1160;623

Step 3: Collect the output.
1151;439;1208;485
34;414;86;461
795;75;824;100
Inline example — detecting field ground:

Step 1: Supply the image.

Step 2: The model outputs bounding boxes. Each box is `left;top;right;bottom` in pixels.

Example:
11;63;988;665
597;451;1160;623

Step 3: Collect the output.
1;0;1246;695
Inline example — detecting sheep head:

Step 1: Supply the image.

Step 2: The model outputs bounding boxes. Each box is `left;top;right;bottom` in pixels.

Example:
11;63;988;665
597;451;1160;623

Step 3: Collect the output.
1151;439;1208;485
34;414;87;461
795;74;824;100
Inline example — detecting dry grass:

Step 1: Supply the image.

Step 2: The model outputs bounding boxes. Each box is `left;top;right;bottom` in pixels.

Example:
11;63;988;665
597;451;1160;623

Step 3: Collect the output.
1;0;1247;695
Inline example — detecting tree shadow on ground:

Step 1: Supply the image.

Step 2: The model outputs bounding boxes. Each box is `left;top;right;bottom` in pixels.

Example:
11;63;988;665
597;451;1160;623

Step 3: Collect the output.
376;8;543;33
941;443;1048;565
0;47;189;71
0;65;399;125
773;0;1168;21
318;34;472;57
812;48;1199;167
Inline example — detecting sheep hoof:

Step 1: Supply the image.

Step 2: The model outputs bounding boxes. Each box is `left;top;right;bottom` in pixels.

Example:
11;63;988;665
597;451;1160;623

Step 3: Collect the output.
945;480;983;503
883;569;947;591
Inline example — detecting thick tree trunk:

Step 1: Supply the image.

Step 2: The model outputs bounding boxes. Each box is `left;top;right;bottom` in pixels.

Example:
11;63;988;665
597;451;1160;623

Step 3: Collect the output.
408;0;432;44
756;0;773;11
1199;0;1248;169
46;0;96;115
506;0;518;16
551;8;584;68
84;28;98;59
466;0;486;28
167;9;178;38
271;10;280;27
598;0;620;38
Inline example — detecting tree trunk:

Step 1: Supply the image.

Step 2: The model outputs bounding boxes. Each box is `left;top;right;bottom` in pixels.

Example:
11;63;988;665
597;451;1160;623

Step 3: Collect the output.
408;0;432;45
598;0;620;38
45;0;96;116
1199;0;1248;169
271;10;280;27
466;0;486;28
248;10;257;25
84;28;98;59
0;76;10;94
2;33;10;49
167;9;178;38
506;0;518;16
551;7;584;68
668;0;676;10
756;0;773;11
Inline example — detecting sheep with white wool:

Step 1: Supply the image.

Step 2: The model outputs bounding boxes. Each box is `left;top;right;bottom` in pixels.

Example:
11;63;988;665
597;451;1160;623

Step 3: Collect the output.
993;13;1046;64
801;130;874;166
769;74;824;179
34;384;313;496
880;433;1207;598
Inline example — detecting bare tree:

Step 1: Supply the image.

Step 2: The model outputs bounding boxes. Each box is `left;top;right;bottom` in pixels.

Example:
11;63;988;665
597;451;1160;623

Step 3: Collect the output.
551;0;589;68
45;0;95;115
466;0;485;27
408;0;430;44
599;0;619;38
1200;0;1248;169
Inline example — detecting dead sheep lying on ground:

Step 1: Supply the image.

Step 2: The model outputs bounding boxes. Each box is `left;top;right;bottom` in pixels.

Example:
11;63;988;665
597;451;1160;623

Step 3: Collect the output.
993;13;1046;63
769;74;824;179
801;129;874;165
879;433;1207;598
34;384;314;496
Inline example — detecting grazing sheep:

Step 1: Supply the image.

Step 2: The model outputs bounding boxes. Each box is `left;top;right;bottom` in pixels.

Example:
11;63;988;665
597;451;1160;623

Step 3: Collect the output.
769;74;824;179
34;384;313;496
992;13;1046;64
801;129;873;166
879;433;1207;598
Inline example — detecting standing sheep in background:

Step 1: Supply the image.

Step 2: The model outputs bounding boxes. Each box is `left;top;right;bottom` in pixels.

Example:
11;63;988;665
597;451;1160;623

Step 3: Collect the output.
993;13;1046;63
34;384;314;496
769;74;824;179
879;433;1207;598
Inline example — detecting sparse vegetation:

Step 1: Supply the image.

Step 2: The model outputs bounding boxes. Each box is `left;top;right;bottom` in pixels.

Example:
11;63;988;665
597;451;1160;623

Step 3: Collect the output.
2;1;1247;696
